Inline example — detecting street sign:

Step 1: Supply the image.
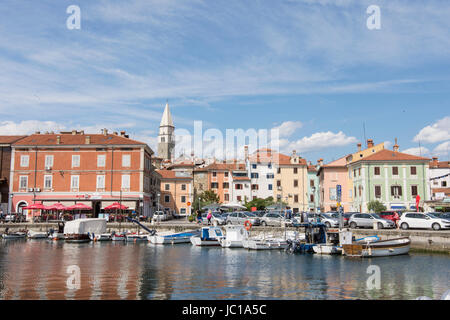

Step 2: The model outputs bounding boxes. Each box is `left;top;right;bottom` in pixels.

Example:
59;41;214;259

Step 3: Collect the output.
336;185;342;202
187;202;191;207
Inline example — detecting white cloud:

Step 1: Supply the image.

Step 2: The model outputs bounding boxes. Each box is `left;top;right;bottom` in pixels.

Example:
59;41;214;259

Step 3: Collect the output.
272;121;303;138
413;116;450;144
287;131;358;153
402;146;430;157
432;141;450;157
0;120;65;135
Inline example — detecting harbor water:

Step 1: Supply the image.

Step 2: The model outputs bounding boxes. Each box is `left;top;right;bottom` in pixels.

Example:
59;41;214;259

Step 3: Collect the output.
0;240;448;300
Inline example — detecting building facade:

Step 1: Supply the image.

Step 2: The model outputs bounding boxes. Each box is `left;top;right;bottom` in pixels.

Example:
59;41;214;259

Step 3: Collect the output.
307;162;320;212
246;149;276;200
10;130;156;219
158;169;193;216
425;157;450;211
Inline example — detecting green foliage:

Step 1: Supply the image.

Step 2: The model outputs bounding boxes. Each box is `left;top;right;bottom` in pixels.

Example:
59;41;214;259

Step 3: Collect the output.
244;196;278;211
367;200;386;213
193;190;220;210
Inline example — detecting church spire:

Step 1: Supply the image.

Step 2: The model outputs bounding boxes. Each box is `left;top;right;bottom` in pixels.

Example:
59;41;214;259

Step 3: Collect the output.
160;102;174;127
157;101;175;161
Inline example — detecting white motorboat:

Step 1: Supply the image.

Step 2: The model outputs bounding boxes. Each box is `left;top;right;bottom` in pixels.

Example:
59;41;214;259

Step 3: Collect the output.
342;237;411;257
90;233;112;241
312;244;342;255
149;230;200;244
111;232;126;241
190;226;225;246
245;238;289;250
48;232;65;240
125;233;149;242
64;218;107;243
27;230;48;239
220;225;249;248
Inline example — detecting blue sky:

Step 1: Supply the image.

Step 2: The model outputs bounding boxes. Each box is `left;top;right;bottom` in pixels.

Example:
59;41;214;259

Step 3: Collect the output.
0;0;449;163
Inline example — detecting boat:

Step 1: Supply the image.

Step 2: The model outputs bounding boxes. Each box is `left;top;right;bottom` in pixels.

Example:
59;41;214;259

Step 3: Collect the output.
48;232;65;240
125;233;149;242
149;230;200;244
90;233;112;241
190;226;225;246
28;230;49;239
342;237;411;257
312;244;342;255
111;232;126;241
312;228;343;255
220;225;249;248
245;238;289;250
63;218;107;243
2;231;27;240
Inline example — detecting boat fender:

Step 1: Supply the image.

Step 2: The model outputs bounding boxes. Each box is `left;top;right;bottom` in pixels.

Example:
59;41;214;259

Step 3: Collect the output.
244;220;252;231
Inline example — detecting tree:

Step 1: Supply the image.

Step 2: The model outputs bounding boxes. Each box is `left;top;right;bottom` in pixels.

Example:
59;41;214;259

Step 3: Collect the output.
193;190;220;210
244;196;279;211
367;200;386;213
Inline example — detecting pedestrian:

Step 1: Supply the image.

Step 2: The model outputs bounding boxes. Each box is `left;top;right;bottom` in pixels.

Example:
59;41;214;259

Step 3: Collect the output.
196;210;202;224
393;211;400;229
207;210;212;225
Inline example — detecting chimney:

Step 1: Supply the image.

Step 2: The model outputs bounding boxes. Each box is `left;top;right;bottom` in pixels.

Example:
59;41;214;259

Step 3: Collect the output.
367;139;374;148
244;145;249;161
56;136;61;145
124;134;129;138
393;138;399;152
292;150;297;156
113;131;118;135
72;130;76;135
318;158;324;166
80;130;84;135
85;136;91;145
431;157;438;167
103;128;108;136
357;143;362;151
35;131;40;134
120;131;126;136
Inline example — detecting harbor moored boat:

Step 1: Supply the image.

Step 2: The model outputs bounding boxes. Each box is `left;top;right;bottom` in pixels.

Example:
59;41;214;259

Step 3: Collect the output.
90;233;112;241
28;230;49;239
125;233;149;242
342;237;411;257
63;218;107;243
149;230;200;244
111;232;126;241
190;226;225;246
220;225;249;248
2;231;27;240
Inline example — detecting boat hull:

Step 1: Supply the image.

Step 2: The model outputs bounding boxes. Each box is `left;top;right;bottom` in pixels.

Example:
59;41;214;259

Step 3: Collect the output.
190;236;221;246
2;233;27;240
312;244;342;255
343;237;411;257
220;239;244;248
28;232;48;239
150;235;191;244
65;234;91;243
125;234;149;242
245;239;288;250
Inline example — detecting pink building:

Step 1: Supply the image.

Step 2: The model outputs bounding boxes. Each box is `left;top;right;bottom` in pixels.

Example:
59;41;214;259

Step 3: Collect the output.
317;156;351;212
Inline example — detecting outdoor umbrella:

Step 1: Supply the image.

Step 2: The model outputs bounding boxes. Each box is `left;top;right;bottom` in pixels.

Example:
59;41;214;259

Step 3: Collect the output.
44;203;67;221
23;202;46;222
104;202;129;222
66;203;93;219
220;203;246;210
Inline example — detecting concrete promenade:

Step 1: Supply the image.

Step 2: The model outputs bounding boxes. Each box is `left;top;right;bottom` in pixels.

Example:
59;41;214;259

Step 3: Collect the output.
1;220;449;253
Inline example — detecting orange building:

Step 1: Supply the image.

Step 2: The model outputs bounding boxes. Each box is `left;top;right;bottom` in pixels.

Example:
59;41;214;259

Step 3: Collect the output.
203;162;246;204
157;169;192;216
10;129;157;218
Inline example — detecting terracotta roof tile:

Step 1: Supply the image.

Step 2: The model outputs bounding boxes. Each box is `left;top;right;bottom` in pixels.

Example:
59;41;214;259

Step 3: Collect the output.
0;135;27;144
354;149;431;162
429;161;450;169
157;169;192;180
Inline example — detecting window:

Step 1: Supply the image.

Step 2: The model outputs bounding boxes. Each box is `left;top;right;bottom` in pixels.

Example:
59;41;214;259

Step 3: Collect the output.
294;195;299;203
164;195;170;203
44;175;52;189
374;167;380;176
223;182;229;189
375;185;381;198
97;155;106;167
72;155;80;167
294;180;298;187
251;184;258;190
277;168;281;174
410;166;417;175
329;188;337;200
358;168;361;176
268;184;272;190
19;176;28;189
310;194;314;203
266;173;274;179
181;184;186;190
237;196;242;201
293;168;298;174
224;194;229;201
96;175;105;189
354;186;357;198
45;155;54;168
353;169;356;177
310;180;314;187
235;184;242;190
122;154;131;167
121;174;130;189
268;163;272;169
180;208;186;214
20;155;29;167
224;172;229;177
181;196;186;203
443;181;448;187
165;184;170;191
252;164;257;169
392;166;399;176
71;175;79;189
211;183;218;188
212;171;217;177
391;185;402;198
277;180;281;187
411;185;418;197
358;186;362;197
251;173;259;179
349;189;352;199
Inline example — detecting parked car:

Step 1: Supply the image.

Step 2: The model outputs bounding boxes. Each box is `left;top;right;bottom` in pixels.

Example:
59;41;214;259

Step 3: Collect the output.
342;213;356;226
260;212;291;227
399;212;450;230
252;210;267;217
4;213;26;223
152;211;168;222
226;211;261;226
318;213;340;228
429;212;450;220
348;213;395;229
379;211;401;225
201;212;227;225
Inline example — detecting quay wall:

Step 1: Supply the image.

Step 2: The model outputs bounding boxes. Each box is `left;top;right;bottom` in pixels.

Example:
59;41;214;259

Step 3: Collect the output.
1;223;449;254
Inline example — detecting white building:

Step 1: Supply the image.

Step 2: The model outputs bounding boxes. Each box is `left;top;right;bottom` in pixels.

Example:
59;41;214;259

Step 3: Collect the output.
428;157;450;201
246;148;276;200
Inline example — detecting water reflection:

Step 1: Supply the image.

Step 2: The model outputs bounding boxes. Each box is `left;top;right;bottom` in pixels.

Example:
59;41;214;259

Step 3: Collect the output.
0;240;448;300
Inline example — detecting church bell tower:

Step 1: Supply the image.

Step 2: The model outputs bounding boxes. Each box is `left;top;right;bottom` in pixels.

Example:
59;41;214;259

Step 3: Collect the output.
157;102;175;161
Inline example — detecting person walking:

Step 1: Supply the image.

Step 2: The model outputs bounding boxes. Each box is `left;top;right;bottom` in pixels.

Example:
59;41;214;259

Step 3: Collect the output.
196;210;202;224
207;210;212;225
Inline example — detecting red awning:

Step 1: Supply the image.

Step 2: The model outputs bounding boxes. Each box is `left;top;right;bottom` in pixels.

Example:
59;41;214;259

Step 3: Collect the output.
23;203;46;210
104;202;129;210
66;203;93;211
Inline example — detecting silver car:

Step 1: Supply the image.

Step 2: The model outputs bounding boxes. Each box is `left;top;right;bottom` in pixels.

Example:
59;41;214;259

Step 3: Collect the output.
260;212;291;227
226;211;261;226
201;212;226;225
348;213;395;229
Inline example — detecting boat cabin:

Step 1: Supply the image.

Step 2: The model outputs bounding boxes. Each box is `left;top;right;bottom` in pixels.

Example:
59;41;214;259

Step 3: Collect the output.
200;226;224;241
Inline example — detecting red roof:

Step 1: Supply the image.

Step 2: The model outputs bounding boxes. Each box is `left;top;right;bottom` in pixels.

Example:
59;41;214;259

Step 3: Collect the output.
203;162;246;171
431;188;450;195
429;161;450;169
249;150;307;166
0;135;27;145
352;149;430;162
13;133;147;147
157;169;192;180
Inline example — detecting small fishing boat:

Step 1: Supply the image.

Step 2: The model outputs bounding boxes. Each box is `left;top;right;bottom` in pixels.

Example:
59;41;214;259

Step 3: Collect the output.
342;237;411;257
190;226;225;246
28;230;49;239
2;231;27;240
48;232;65;240
220;225;249;248
312;228;342;255
245;238;289;250
111;232;126;241
125;233;149;242
149;230;200;244
312;244;342;255
90;233;112;241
